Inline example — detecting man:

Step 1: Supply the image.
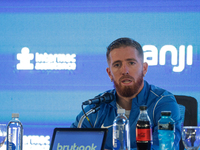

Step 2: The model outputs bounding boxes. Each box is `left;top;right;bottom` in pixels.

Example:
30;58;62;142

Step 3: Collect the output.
71;38;182;150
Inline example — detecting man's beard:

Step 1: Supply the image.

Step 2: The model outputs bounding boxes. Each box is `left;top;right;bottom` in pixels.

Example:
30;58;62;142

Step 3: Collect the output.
113;72;143;97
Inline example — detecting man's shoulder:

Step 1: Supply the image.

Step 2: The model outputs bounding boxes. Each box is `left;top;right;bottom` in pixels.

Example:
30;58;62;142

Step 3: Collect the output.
145;81;175;101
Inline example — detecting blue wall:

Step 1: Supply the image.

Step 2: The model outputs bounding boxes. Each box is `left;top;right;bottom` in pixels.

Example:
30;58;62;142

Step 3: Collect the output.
0;0;200;149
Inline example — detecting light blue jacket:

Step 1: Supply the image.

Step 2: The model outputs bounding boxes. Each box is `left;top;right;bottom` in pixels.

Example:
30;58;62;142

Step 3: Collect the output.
71;81;182;150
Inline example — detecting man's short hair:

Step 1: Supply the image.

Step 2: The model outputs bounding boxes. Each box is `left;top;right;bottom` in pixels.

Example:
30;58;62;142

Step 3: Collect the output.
106;37;143;62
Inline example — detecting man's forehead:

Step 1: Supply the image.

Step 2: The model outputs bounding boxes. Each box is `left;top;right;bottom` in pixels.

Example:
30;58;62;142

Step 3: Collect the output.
107;47;143;65
109;47;138;58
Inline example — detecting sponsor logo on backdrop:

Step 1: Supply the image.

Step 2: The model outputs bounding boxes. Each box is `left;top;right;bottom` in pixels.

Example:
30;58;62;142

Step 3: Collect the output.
16;47;76;70
23;135;50;149
16;45;193;72
143;45;193;72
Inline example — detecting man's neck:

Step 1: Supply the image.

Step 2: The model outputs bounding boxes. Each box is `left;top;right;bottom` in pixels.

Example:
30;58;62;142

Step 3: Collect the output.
116;82;144;110
116;95;132;110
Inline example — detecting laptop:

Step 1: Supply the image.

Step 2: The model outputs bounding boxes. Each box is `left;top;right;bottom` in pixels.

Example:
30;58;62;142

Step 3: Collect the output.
49;128;108;150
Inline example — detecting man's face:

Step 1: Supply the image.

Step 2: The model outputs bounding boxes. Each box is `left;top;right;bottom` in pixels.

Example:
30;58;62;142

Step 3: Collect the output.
106;46;148;98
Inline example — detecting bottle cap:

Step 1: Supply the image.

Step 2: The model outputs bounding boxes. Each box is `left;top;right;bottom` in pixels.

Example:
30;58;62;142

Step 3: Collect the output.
12;113;19;118
117;109;125;114
140;105;147;110
161;111;171;116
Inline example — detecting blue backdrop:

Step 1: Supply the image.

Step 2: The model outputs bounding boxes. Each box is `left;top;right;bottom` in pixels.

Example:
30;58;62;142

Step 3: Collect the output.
0;0;200;149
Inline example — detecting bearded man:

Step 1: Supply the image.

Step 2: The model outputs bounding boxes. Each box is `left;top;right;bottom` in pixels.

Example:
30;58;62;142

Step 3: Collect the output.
71;37;182;150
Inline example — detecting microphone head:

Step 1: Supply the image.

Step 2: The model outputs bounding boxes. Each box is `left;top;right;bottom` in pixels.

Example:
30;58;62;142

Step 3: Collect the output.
82;92;114;105
101;92;114;103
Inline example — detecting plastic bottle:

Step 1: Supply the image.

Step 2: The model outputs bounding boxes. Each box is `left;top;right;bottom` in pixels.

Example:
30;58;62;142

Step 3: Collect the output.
136;105;152;150
158;111;175;150
7;113;23;150
113;109;130;150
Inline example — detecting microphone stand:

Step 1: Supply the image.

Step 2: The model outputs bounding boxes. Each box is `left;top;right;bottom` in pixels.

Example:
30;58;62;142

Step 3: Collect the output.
78;105;100;128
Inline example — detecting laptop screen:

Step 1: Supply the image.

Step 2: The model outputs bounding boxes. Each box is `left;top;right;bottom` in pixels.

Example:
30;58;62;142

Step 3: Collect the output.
49;128;108;150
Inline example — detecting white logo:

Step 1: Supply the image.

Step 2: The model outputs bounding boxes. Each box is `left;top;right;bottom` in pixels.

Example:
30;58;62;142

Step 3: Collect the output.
101;123;113;129
16;47;34;70
143;45;193;72
16;47;76;70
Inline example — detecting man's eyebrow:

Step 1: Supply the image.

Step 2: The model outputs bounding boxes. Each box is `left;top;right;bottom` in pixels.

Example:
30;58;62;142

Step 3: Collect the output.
112;60;121;65
111;58;138;66
126;58;138;62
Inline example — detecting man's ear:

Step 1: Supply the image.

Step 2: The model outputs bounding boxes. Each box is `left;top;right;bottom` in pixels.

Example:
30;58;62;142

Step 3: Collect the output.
106;67;113;81
143;62;148;76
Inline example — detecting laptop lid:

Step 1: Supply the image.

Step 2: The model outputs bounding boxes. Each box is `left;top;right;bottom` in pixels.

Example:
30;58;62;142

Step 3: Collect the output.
49;128;108;150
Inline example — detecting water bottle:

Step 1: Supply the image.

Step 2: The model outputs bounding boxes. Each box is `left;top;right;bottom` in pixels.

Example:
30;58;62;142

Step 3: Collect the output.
136;105;152;150
7;113;23;150
113;109;130;150
158;111;175;150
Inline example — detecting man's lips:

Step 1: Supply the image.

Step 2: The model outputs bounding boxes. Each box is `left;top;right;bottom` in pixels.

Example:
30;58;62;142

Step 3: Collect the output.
122;79;132;83
119;76;134;85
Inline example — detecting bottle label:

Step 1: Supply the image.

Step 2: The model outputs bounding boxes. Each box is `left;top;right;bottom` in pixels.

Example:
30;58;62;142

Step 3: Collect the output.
7;141;15;150
136;128;152;141
158;123;174;130
113;139;121;150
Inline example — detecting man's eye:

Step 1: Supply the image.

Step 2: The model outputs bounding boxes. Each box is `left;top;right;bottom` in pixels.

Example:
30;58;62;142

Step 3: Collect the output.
113;63;120;67
129;62;135;65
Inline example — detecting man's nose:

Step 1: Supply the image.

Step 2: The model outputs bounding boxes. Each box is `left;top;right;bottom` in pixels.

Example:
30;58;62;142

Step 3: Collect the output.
121;64;129;75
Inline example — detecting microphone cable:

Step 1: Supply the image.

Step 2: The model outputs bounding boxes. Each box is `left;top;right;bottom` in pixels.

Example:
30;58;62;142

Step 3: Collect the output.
81;104;93;128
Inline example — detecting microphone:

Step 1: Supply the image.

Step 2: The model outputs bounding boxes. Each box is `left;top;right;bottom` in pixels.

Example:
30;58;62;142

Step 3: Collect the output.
82;92;114;105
